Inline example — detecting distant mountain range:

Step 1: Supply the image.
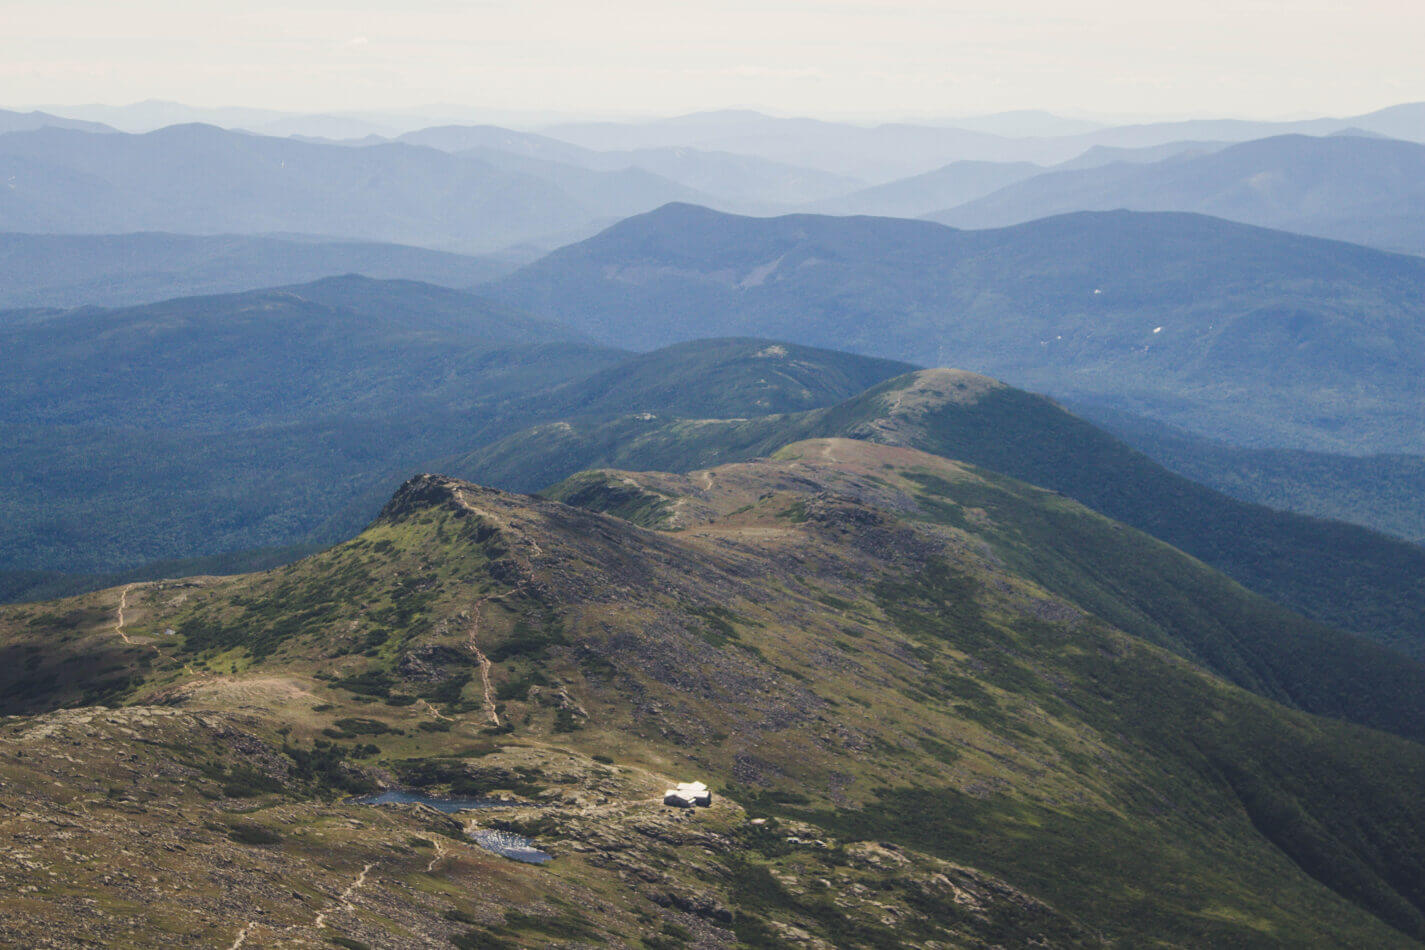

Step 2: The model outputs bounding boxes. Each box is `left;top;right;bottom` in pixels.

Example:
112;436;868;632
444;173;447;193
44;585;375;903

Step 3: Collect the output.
929;133;1425;256
0;108;113;135
11;104;1425;246
537;104;1425;179
0;124;700;253
1052;138;1230;170
4;275;585;431
809;141;1232;219
23;99;618;136
0;232;518;309
487;204;1425;453
539;110;1078;179
393;124;862;208
806;160;1043;217
14;100;1425;192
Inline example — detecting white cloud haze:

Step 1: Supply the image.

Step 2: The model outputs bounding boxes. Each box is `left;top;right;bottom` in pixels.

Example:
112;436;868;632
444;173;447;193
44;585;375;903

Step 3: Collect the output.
5;0;1424;119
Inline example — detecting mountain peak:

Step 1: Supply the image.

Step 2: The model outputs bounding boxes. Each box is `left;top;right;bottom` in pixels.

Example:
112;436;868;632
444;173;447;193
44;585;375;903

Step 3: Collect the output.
892;368;1003;407
376;473;475;523
846;369;1006;446
376;473;540;532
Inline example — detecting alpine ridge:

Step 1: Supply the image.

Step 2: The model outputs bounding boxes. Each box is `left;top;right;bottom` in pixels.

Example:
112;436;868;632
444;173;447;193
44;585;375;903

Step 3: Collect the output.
4;438;1425;946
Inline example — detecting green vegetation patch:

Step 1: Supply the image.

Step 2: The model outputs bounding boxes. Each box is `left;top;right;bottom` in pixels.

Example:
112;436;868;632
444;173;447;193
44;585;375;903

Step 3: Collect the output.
544;473;672;528
224;822;283;846
198;760;286;799
684;604;743;648
334;669;396;697
329;717;394;736
283;740;376;795
488;615;567;662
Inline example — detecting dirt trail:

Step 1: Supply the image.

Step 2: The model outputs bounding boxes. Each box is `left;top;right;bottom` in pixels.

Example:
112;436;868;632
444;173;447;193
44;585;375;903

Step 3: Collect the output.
424;835;449;873
226;856;381;945
313;861;377;930
415;698;452;723
113;584;144;648
451;487;550;730
455;488;545;562
226;922;256;949
466;595;506;728
113;583;204;679
114;584;168;667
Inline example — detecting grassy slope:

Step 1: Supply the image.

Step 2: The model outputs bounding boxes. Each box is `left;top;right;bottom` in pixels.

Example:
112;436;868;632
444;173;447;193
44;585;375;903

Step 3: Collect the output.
448;369;1425;667
549;443;1425;943
867;379;1425;663
541;438;1425;747
5;443;1425;945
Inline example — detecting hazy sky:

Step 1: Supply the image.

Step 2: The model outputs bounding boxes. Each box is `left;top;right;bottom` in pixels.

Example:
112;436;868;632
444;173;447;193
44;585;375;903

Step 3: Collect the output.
7;0;1425;120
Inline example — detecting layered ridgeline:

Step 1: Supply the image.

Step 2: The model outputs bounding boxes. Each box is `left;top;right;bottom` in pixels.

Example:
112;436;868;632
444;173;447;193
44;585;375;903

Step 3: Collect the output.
804;159;1044;217
291;338;918;557
446;367;1425;662
0;124;705;253
929;133;1425;257
537;104;1425;179
0;107;114;134
398;121;866;208
3;444;1425;946
487;204;1425;453
0;275;622;580
10;291;1420;669
802;141;1224;219
0;232;520;310
0;323;913;598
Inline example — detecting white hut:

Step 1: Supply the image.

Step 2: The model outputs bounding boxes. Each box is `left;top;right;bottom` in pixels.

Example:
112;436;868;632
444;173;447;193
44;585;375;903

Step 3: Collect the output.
663;781;712;808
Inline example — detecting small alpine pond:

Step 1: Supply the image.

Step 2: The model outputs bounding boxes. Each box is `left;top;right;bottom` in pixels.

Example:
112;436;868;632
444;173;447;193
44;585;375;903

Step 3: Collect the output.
351;789;553;863
350;789;513;813
467;829;552;865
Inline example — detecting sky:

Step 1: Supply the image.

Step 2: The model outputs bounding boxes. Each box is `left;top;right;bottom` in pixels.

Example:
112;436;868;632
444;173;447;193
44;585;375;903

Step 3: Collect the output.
6;0;1425;121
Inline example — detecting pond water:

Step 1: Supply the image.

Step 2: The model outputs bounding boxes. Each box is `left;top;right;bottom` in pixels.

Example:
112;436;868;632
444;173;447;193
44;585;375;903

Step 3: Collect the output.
349;789;512;813
351;789;553;863
468;828;552;865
